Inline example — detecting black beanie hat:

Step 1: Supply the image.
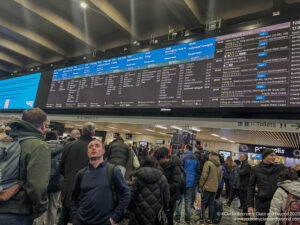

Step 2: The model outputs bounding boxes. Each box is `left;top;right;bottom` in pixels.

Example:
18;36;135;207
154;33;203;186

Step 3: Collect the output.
261;148;275;159
234;159;241;165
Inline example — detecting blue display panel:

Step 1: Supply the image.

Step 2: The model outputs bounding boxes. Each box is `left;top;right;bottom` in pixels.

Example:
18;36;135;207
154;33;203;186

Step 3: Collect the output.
51;37;216;81
0;73;41;109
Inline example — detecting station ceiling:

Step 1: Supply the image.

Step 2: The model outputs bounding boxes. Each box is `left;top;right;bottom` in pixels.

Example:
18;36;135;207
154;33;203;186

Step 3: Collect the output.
0;0;299;77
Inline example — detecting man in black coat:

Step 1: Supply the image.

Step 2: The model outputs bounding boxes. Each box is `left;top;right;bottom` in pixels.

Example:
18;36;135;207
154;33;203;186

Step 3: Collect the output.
154;147;182;225
58;122;95;225
237;154;251;218
107;136;130;176
247;148;285;225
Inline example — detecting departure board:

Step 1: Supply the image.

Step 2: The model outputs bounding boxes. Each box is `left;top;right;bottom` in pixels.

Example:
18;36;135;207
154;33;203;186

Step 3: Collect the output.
46;20;300;109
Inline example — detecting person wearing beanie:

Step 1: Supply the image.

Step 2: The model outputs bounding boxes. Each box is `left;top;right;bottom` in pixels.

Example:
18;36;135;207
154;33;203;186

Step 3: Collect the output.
227;159;241;207
247;148;285;225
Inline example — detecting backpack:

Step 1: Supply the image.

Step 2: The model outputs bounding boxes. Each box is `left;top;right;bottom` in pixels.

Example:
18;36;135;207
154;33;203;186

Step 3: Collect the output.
77;163;119;204
0;136;36;200
179;165;186;195
212;199;223;224
47;142;63;193
281;187;300;225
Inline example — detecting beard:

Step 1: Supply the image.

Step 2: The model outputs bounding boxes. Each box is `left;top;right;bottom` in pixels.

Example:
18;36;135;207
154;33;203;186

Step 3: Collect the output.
90;156;101;161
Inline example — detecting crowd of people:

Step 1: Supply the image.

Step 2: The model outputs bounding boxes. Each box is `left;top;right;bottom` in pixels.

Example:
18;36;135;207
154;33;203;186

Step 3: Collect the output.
0;107;299;225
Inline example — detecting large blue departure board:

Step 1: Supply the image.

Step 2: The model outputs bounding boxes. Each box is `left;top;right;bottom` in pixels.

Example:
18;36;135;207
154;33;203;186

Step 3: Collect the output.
46;20;300;109
0;73;41;109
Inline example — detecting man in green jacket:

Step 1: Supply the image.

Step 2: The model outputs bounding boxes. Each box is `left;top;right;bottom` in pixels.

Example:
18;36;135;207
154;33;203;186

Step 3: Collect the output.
0;107;51;225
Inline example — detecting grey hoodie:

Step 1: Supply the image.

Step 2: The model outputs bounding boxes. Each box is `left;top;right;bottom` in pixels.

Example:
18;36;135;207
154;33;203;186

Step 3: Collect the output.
266;179;300;225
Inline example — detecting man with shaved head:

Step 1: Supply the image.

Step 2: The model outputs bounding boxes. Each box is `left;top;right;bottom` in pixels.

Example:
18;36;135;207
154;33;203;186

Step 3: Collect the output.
58;122;95;225
71;139;130;225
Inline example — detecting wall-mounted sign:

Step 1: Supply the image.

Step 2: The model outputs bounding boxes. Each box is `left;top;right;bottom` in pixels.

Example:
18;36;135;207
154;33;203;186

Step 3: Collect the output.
239;143;299;158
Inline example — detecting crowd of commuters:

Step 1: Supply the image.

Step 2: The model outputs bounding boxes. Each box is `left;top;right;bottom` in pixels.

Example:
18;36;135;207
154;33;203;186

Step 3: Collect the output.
0;107;299;225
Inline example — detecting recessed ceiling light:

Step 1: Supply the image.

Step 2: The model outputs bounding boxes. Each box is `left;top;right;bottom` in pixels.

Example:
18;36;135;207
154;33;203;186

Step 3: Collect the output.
229;140;235;143
211;133;219;137
145;129;155;132
158;132;168;135
221;137;228;140
135;132;142;135
191;127;201;132
155;125;168;130
80;1;87;8
171;125;182;130
122;129;130;132
108;126;117;130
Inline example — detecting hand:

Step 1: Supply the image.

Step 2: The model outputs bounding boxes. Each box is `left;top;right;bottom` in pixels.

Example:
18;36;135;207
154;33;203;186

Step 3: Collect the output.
109;218;115;225
248;207;255;218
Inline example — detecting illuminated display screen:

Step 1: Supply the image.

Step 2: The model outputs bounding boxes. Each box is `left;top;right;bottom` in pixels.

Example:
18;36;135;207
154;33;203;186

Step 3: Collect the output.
46;20;300;109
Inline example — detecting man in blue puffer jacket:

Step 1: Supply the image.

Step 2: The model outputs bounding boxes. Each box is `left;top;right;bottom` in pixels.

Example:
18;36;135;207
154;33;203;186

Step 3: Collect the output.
174;145;200;224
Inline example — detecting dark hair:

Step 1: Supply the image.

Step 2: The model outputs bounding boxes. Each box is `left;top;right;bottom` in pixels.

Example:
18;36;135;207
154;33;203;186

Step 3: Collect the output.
116;136;124;141
196;145;203;151
278;167;299;183
234;159;241;165
22;107;47;128
225;156;233;172
218;154;225;165
154;147;169;160
185;144;193;151
45;130;58;141
141;156;161;169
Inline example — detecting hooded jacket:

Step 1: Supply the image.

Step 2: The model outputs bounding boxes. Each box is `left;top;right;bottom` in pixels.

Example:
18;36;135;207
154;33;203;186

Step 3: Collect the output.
161;155;182;201
0;120;51;219
266;179;300;225
129;167;170;225
199;155;223;192
181;151;200;187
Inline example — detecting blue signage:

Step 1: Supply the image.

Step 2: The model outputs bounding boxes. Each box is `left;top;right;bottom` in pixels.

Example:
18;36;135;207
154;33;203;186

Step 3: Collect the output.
239;143;300;158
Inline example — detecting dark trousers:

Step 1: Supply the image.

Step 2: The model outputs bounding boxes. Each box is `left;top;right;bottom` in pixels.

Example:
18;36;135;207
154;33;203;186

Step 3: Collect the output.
58;191;72;225
248;198;271;225
0;214;33;225
228;187;239;206
167;198;177;225
215;188;222;199
224;179;231;198
201;190;216;220
239;189;248;216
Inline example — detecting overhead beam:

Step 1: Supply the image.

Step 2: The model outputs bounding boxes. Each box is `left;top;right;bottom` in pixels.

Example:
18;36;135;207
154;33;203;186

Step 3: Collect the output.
0;37;43;63
0;51;25;67
161;0;201;29
184;0;205;24
0;64;12;73
13;0;97;48
90;0;137;42
0;16;67;57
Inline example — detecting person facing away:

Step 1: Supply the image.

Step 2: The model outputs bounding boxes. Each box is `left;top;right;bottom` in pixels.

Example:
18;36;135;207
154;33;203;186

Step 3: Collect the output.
154;147;182;225
237;153;251;218
0;107;51;225
107;136;130;176
71;139;131;225
35;130;64;225
128;156;170;225
227;159;240;207
198;151;223;225
175;144;200;224
58;122;96;225
247;148;285;225
224;156;233;198
266;167;300;225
